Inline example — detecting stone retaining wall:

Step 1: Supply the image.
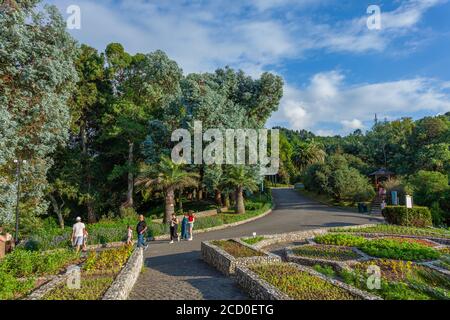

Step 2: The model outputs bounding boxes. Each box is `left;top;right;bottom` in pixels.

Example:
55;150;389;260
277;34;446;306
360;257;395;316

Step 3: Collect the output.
201;239;281;277
235;262;382;300
103;247;143;300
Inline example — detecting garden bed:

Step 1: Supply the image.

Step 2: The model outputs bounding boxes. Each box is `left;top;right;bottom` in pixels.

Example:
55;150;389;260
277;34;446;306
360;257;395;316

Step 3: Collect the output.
27;245;138;300
201;239;281;276
285;244;366;271
338;259;450;300
236;262;380;300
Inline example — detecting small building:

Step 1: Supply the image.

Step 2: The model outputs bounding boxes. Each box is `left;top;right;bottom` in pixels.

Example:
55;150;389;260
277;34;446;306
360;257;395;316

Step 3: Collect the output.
369;168;395;186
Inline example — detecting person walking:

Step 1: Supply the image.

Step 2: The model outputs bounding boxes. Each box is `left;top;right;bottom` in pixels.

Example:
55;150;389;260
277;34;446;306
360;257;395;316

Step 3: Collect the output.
187;210;195;241
136;215;148;249
71;217;85;253
169;213;179;244
181;212;189;240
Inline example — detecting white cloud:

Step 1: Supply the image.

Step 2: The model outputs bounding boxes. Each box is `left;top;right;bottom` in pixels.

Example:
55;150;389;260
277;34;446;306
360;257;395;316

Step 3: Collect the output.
270;71;450;134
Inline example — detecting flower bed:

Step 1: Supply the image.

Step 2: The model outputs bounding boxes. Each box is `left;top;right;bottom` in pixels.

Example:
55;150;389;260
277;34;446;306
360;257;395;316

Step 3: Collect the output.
0;249;81;300
211;240;265;258
238;262;378;300
332;225;450;240
339;259;450;300
314;234;442;261
381;237;440;247
201;239;281;276
292;244;362;261
241;236;266;246
39;245;134;300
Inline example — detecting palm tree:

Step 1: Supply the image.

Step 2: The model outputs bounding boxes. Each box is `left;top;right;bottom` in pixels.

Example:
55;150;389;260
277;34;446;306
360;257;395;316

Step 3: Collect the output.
292;140;326;172
225;166;258;214
135;156;199;223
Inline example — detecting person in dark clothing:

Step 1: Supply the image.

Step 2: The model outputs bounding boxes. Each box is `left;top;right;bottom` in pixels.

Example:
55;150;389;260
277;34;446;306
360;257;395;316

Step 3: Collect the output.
136;214;148;249
169;213;179;244
181;212;189;240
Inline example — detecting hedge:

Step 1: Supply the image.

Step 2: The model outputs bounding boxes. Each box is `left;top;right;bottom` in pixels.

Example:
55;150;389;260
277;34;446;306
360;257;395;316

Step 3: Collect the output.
382;206;432;228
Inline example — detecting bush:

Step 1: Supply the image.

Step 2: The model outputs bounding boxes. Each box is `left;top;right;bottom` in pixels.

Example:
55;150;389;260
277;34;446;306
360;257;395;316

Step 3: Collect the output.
382;206;432;227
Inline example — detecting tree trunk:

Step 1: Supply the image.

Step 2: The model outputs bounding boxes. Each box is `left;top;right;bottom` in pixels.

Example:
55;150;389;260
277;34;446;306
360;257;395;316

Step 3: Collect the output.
81;121;96;223
49;194;64;229
164;187;175;224
178;189;183;212
235;187;245;214
125;141;134;208
197;188;203;201
214;190;222;206
87;200;96;223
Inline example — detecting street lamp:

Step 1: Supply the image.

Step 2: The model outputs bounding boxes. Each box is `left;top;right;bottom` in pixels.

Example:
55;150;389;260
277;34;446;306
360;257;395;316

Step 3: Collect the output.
13;159;27;244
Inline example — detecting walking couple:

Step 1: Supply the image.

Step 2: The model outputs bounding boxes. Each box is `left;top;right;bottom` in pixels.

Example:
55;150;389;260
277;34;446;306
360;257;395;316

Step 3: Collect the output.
169;210;195;243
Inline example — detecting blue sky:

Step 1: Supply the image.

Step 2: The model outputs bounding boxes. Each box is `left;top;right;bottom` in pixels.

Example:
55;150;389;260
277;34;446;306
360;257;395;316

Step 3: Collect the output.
47;0;450;136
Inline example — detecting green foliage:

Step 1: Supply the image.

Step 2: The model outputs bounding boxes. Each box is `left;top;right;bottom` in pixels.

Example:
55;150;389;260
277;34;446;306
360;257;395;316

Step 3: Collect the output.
382;206;433;228
332;224;450;238
359;239;441;261
0;0;78;226
303;155;375;202
313;264;336;278
241;236;266;245
83;245;133;273
0;270;35;300
211;240;265;258
42;276;113;300
293;244;360;261
250;263;358;300
314;234;367;247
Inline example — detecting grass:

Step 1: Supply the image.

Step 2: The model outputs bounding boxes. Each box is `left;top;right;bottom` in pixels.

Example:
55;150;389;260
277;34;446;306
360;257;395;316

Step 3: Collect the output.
250;263;359;300
241;236;266;245
211;240;265;258
332;224;450;239
292;244;361;261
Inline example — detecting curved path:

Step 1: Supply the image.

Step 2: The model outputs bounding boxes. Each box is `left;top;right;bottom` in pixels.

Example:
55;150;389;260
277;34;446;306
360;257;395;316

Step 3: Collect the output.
129;188;383;300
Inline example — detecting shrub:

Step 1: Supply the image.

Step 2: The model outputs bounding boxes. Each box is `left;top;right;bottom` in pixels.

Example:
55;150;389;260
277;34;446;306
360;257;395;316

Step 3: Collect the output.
314;234;366;247
382;206;432;227
0;270;35;300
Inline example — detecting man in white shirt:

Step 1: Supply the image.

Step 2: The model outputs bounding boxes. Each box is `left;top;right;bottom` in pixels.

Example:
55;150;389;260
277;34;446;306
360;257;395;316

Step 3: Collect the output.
72;217;86;253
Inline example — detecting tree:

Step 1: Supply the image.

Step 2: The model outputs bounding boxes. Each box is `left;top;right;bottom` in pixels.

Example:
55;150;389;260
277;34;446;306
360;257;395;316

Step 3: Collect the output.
135;156;198;223
0;1;78;228
225;166;258;214
292;140;326;172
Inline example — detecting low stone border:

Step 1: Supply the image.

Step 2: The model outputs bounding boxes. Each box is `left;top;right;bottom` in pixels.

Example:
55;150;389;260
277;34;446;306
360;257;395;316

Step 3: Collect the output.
235;262;382;300
154;207;273;241
251;224;379;249
420;260;450;277
201;239;281;277
284;245;369;272
103;247;143;300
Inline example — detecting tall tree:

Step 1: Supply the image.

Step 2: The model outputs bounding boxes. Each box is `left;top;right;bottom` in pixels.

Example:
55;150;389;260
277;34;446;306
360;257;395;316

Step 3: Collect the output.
225;166;258;214
0;1;78;228
135;156;198;223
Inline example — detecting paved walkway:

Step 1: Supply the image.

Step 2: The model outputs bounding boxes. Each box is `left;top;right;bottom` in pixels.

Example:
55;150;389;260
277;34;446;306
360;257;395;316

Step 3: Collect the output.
129;188;383;300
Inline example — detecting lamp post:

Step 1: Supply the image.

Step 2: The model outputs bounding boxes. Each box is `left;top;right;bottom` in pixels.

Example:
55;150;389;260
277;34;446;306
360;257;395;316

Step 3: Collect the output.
13;159;27;244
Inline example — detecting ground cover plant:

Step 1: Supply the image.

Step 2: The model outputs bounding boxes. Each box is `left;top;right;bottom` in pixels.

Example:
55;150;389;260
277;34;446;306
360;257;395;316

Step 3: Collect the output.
211;240;265;258
241;236;266;245
292;244;360;261
314;234;441;261
0;249;81;300
332;225;450;239
339;259;450;300
249;263;359;300
313;264;336;278
42;245;134;300
381;237;439;247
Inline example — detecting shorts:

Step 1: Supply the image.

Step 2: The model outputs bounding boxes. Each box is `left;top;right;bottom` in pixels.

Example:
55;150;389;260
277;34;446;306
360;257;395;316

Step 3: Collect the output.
74;236;83;246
